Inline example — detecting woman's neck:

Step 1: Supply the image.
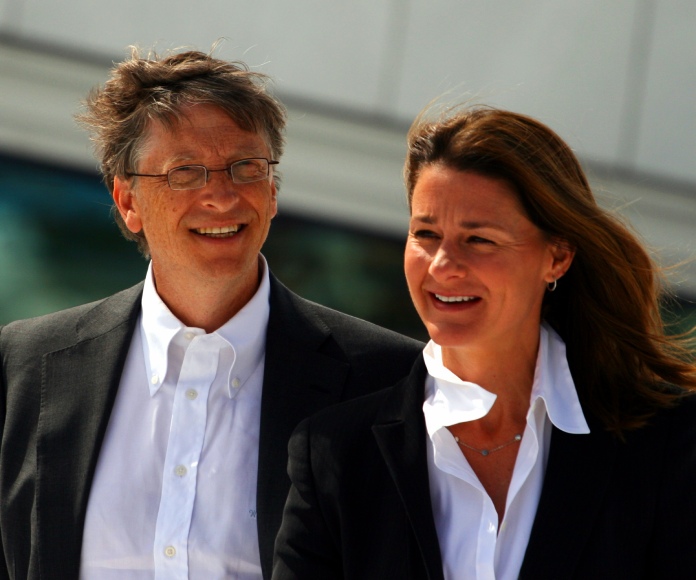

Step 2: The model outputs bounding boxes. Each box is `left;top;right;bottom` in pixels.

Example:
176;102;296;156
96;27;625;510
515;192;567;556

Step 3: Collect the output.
441;339;539;427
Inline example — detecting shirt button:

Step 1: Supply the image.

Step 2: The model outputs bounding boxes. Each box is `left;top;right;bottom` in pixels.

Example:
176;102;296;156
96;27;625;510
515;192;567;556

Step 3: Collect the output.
184;331;195;341
174;464;188;477
164;545;176;558
231;377;241;389
185;389;198;400
150;374;159;385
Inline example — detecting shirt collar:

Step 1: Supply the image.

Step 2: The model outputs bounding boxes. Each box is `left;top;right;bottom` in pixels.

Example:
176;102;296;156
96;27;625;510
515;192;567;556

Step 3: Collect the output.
422;342;498;430
140;256;271;398
423;322;589;436
531;322;589;434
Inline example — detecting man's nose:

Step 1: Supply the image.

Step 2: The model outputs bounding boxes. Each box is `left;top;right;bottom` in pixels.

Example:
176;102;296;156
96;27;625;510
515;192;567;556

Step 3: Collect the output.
199;171;241;210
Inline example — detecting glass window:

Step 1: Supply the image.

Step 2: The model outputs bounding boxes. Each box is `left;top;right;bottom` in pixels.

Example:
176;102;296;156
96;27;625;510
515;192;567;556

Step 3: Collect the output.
0;154;426;338
1;153;693;346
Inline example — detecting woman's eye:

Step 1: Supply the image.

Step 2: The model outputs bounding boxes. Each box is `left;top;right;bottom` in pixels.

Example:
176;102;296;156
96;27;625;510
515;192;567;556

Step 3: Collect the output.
469;236;494;244
413;230;438;239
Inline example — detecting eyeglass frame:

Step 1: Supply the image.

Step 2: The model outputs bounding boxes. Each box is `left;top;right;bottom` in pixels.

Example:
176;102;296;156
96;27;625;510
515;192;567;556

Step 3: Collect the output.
124;157;279;191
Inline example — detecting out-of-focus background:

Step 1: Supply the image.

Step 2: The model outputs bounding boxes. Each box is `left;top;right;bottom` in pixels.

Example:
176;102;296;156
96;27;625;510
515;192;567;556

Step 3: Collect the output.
1;0;695;340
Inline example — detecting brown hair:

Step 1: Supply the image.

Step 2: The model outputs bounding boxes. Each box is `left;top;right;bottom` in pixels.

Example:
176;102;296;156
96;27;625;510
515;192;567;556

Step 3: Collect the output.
405;105;696;434
76;46;287;256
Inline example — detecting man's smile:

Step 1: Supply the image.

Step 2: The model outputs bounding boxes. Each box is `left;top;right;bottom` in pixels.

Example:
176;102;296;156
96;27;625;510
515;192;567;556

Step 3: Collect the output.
192;224;243;238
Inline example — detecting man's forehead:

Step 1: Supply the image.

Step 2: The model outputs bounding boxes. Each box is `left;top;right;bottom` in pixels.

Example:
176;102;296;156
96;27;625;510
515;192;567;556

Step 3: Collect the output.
145;105;256;138
139;106;271;160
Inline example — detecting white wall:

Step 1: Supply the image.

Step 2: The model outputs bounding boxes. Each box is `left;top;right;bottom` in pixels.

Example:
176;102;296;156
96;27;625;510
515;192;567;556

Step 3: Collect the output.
3;0;695;183
634;0;696;182
1;0;695;294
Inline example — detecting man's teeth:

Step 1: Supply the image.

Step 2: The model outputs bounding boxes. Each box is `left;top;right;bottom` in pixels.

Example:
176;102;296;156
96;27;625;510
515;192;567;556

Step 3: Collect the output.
435;294;477;303
195;225;240;237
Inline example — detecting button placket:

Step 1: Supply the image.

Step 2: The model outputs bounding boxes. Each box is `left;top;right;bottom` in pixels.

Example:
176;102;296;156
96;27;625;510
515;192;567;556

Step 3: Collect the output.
153;334;220;579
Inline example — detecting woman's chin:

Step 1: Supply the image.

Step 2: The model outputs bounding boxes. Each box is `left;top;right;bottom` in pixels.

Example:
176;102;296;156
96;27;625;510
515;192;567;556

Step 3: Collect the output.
424;322;481;349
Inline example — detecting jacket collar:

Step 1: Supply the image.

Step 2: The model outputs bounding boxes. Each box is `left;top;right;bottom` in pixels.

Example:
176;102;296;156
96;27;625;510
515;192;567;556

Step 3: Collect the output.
256;273;352;578
33;278;618;580
372;356;446;580
37;282;144;578
372;355;617;580
519;413;617;578
33;274;353;580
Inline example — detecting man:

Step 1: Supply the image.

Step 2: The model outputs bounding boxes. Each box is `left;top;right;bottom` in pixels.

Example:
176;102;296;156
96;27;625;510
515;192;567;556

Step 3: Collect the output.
0;48;422;579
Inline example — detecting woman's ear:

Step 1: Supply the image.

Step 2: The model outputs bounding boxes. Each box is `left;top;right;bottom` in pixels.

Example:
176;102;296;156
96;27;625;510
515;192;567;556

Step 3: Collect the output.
113;176;143;234
547;239;575;283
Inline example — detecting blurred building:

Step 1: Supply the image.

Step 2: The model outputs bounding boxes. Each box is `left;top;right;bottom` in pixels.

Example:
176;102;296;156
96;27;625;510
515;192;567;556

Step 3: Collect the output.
1;1;694;338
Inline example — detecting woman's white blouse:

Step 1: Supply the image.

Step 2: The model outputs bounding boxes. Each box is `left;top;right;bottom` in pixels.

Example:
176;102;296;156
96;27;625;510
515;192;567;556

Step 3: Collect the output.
422;323;590;580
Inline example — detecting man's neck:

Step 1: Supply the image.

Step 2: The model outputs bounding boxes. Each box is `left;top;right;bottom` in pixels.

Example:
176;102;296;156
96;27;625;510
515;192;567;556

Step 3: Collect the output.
151;260;262;333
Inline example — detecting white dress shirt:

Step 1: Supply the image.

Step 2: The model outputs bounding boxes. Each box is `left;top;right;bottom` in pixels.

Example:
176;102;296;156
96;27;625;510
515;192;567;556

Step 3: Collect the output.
80;259;270;579
422;323;590;580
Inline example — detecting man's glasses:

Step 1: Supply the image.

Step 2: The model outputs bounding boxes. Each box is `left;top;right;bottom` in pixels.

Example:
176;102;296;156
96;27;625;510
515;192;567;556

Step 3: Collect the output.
126;158;279;191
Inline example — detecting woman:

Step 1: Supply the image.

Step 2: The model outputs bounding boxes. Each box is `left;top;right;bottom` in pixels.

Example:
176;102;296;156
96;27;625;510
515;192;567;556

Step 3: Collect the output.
272;107;696;579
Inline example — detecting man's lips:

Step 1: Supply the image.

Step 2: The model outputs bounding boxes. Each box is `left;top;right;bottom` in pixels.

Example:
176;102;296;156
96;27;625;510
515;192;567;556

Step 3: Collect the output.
192;225;243;238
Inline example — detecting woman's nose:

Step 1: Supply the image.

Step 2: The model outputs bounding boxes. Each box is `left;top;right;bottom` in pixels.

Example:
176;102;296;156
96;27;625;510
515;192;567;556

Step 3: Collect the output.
430;243;467;279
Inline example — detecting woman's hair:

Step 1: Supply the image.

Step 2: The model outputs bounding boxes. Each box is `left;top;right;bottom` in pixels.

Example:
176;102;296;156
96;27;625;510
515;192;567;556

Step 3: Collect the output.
405;105;696;434
76;46;287;256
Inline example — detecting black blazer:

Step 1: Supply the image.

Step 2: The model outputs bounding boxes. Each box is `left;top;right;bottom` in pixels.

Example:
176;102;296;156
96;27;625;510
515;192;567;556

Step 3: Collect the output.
273;355;696;579
0;273;423;580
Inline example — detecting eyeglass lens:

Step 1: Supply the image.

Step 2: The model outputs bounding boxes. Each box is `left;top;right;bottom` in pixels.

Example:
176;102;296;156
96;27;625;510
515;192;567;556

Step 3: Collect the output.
168;159;270;190
168;166;206;190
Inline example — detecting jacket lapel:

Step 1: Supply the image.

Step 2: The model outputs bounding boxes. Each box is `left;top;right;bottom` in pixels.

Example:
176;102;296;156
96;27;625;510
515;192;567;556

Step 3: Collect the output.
372;357;445;580
36;284;142;577
519;417;617;578
257;276;350;578
373;360;617;580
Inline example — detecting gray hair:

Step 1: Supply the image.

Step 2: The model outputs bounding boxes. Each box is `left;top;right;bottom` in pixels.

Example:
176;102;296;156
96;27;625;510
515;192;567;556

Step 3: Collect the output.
76;46;287;256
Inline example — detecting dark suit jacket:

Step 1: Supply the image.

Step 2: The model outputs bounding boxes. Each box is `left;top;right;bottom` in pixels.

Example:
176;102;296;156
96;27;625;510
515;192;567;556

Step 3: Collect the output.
273;355;696;579
0;274;423;580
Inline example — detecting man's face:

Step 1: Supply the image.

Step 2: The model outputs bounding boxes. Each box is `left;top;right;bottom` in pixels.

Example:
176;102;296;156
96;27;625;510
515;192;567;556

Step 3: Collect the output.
113;104;277;308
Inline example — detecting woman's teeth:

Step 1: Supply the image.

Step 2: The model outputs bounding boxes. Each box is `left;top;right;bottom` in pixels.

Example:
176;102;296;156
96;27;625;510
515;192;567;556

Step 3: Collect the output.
435;294;476;303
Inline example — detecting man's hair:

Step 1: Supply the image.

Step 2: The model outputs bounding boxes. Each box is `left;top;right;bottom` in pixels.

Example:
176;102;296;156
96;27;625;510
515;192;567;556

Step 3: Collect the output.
405;105;696;434
76;46;287;256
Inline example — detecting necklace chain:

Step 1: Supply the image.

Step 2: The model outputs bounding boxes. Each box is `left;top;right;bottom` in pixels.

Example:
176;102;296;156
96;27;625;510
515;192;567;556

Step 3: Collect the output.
454;433;522;456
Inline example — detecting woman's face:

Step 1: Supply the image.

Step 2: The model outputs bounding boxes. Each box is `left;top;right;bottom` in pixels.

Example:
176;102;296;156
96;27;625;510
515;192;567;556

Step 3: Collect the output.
405;165;572;357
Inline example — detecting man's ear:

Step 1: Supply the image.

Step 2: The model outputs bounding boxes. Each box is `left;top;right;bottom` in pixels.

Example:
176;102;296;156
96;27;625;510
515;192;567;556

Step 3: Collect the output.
113;176;143;234
269;180;278;220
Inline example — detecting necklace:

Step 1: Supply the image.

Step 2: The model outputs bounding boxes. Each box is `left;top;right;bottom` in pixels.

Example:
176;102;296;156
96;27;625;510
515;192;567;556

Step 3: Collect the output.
454;433;522;456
